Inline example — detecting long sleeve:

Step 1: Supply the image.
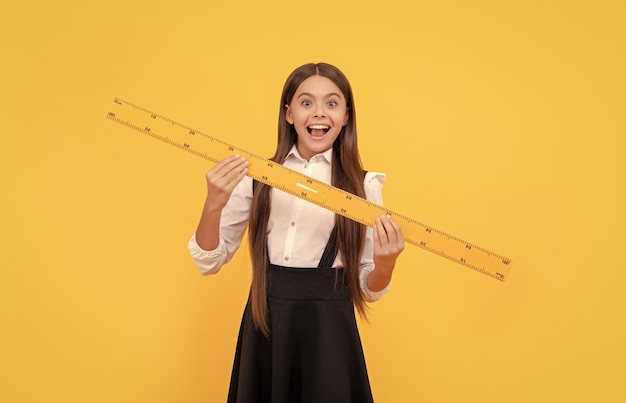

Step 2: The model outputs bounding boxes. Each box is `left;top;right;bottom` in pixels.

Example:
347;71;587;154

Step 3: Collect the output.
358;171;392;302
188;176;253;275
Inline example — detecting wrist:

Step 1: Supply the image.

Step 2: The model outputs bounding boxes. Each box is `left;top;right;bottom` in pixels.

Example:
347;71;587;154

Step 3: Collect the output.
367;266;394;293
203;200;225;215
373;259;396;276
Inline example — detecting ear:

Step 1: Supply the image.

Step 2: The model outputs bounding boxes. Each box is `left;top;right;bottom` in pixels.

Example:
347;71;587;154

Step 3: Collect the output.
343;108;349;126
285;104;293;124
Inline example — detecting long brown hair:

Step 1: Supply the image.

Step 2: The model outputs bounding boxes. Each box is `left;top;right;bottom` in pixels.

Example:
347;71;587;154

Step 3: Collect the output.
248;63;367;337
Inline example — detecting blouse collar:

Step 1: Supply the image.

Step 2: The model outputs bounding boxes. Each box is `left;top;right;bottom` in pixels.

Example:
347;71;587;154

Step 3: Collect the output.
285;145;333;165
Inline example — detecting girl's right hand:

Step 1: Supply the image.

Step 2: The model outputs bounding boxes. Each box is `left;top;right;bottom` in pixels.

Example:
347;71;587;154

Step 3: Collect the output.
204;155;249;212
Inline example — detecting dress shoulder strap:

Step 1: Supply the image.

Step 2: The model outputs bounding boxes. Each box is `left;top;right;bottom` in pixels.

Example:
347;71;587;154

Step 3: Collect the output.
318;225;338;268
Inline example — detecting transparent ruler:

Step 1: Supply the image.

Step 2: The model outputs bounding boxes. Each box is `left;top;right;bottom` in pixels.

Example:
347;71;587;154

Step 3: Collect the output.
106;97;512;281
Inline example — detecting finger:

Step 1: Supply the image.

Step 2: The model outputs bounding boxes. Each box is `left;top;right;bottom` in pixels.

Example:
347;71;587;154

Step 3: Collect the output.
374;216;389;247
214;154;241;171
382;216;405;253
227;160;249;186
373;217;381;247
219;155;248;176
386;216;405;244
220;160;249;191
380;215;399;243
209;155;248;182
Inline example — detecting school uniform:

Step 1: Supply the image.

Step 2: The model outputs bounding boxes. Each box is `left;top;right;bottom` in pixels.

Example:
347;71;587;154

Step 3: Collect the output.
189;146;391;403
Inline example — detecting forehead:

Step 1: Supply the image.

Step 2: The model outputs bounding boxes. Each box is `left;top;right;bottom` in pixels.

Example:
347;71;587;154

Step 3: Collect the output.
294;75;345;99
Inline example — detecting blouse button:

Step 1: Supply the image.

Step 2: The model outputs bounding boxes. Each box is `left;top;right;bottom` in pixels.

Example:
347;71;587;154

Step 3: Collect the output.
284;256;289;262
290;221;295;226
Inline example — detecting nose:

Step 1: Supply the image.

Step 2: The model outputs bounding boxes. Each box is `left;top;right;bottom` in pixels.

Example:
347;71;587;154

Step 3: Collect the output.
313;104;326;118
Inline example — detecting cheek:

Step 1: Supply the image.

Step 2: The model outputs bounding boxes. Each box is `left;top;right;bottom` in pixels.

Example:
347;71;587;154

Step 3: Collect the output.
290;110;306;125
340;110;349;126
293;125;309;138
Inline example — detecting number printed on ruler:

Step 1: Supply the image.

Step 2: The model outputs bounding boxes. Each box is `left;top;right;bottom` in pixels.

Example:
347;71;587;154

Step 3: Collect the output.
107;97;512;281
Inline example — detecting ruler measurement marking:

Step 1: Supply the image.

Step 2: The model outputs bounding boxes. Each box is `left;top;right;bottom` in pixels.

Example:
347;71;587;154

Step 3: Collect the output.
106;97;512;281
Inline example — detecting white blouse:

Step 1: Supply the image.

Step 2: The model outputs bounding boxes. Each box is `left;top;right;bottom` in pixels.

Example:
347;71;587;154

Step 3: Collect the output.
188;146;390;301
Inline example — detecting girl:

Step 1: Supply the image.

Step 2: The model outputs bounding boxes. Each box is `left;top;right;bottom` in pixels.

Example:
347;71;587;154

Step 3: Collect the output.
189;62;405;403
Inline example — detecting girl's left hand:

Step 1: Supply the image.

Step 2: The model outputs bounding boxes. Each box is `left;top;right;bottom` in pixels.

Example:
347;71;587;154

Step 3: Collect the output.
373;215;405;273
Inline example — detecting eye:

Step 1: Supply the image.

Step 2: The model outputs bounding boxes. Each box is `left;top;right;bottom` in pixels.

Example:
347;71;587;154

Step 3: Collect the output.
327;100;337;107
301;100;312;106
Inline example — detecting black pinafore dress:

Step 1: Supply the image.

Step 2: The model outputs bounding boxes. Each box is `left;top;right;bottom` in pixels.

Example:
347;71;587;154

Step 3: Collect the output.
226;227;374;403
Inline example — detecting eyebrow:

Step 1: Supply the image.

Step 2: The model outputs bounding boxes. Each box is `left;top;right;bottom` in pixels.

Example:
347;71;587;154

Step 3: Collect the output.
297;92;343;99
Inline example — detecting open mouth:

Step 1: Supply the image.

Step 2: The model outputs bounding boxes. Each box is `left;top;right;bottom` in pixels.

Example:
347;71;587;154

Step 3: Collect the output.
307;124;330;137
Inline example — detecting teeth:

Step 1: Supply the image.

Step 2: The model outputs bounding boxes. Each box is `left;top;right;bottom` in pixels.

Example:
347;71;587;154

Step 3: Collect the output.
309;125;329;129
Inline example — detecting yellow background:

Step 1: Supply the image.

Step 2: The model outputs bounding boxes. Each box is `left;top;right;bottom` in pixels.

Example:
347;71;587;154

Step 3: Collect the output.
1;0;624;402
